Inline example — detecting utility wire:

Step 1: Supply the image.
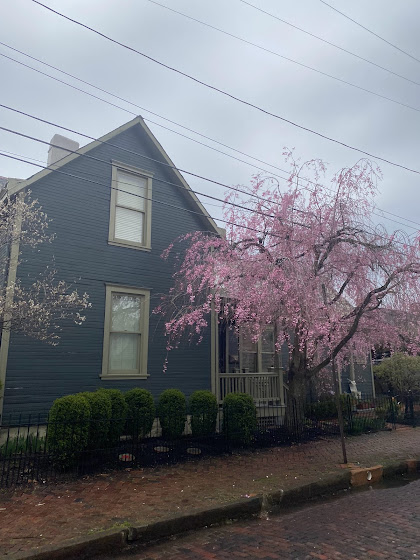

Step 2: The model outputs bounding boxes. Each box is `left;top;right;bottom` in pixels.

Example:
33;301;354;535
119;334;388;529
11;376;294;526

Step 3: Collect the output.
2;149;419;261
2;148;419;258
29;0;420;177
319;0;420;65
0;151;311;238
142;0;420;113
0;127;314;227
2;45;420;230
0;47;299;180
2;102;420;232
238;0;420;81
0;147;227;210
2;125;420;251
0;110;296;215
0;41;291;178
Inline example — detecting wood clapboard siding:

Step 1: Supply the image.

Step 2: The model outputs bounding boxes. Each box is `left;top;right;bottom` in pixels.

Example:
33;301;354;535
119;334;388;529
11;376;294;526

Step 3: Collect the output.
3;124;213;416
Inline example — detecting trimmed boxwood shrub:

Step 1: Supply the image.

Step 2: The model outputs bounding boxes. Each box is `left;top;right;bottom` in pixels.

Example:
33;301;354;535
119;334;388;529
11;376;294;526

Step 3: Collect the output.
124;388;156;439
79;391;112;449
48;394;90;466
222;393;257;446
97;388;128;444
158;389;187;440
189;390;218;437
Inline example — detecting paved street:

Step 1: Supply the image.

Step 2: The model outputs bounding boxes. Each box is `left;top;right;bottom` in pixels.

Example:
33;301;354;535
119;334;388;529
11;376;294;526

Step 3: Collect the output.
1;427;420;556
114;479;420;560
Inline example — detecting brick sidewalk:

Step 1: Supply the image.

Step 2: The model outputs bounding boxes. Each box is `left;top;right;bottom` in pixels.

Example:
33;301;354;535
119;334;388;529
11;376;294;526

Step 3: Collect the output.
1;427;419;557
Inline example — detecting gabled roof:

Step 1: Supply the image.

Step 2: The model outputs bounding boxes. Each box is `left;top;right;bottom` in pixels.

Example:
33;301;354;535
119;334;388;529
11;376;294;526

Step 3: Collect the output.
7;116;219;234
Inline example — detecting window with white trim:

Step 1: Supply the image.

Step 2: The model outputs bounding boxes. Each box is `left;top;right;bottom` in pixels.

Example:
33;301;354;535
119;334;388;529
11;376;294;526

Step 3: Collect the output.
108;163;153;250
101;285;150;379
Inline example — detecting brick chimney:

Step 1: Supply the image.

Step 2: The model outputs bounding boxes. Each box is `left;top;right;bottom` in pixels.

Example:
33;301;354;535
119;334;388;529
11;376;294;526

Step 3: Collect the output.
47;134;79;167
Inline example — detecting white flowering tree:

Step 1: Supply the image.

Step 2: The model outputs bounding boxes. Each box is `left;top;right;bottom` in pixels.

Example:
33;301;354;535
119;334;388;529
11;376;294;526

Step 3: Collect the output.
0;192;90;344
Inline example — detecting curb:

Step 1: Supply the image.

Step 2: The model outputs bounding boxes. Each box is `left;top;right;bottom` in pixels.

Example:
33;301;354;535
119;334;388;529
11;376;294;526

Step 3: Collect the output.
127;497;263;543
5;458;419;560
6;528;128;560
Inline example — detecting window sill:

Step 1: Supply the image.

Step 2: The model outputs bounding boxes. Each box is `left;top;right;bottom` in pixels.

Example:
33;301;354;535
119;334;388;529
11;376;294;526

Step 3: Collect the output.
108;240;151;252
100;373;150;380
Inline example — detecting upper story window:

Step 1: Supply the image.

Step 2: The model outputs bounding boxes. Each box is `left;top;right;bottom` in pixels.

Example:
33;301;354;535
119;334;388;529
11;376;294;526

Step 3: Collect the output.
108;162;153;250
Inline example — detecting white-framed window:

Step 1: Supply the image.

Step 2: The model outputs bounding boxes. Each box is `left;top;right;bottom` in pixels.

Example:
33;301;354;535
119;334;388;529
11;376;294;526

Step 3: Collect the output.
108;162;153;250
101;285;150;379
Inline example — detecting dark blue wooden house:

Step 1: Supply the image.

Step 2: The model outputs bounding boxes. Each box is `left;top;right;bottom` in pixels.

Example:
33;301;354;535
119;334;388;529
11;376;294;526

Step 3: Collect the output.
0;117;374;419
0;117;223;418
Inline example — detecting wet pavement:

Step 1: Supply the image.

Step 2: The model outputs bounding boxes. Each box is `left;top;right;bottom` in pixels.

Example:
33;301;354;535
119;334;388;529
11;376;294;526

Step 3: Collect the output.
112;477;420;559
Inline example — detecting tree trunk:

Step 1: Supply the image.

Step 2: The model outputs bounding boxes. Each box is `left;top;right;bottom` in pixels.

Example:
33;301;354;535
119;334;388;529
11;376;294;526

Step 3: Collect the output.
285;366;307;437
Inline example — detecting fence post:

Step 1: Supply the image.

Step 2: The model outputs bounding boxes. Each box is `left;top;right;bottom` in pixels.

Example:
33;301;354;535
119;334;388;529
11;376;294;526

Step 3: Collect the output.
390;395;396;429
409;392;415;427
332;359;347;464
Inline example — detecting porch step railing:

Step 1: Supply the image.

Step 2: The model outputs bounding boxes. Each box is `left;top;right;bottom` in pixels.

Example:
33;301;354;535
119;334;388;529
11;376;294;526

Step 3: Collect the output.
218;371;285;404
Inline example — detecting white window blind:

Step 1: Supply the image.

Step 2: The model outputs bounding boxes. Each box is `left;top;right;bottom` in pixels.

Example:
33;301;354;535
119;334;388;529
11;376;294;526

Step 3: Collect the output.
114;171;147;244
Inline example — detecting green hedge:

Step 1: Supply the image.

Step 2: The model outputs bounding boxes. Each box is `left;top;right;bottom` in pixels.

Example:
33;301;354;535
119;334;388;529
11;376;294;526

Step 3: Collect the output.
48;394;91;466
305;394;355;421
189;390;218;437
158;389;187;439
124;388;156;439
222;393;257;445
97;388;128;444
79;391;112;449
345;416;386;435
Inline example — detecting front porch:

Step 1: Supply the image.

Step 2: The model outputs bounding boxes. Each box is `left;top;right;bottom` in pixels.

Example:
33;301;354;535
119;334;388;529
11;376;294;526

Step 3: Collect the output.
213;317;287;410
217;370;286;405
217;370;287;425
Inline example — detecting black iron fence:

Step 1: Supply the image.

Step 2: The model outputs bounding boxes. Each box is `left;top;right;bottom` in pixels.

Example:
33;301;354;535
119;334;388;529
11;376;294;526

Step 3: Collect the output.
0;394;415;489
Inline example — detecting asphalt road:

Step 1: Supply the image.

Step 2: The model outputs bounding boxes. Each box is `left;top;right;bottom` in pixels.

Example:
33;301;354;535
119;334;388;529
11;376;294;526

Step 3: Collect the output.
111;477;420;560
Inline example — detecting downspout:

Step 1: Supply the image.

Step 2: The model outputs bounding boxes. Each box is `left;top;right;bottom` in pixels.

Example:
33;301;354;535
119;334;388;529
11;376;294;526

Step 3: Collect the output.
0;194;23;422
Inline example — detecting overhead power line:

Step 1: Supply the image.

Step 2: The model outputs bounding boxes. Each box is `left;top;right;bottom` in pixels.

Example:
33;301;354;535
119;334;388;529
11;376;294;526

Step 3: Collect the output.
2;120;420;247
30;0;420;177
0;44;294;179
1;144;419;259
1;147;418;259
0;113;295;214
2;102;420;233
238;0;420;80
0;150;312;238
319;0;420;65
2;51;419;232
142;0;420;113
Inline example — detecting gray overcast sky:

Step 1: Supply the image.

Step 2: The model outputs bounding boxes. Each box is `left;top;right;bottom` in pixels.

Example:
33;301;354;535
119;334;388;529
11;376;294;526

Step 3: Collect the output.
1;0;419;232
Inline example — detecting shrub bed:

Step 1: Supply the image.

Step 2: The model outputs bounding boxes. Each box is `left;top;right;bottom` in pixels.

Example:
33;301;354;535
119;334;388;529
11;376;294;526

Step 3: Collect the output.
305;394;356;421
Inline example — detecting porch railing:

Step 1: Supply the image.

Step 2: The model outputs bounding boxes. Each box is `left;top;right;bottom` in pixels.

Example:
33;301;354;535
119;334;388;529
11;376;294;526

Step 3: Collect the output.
218;371;285;404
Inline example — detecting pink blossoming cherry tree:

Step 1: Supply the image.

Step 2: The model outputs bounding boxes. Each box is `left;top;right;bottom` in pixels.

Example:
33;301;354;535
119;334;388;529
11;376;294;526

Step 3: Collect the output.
157;155;420;404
